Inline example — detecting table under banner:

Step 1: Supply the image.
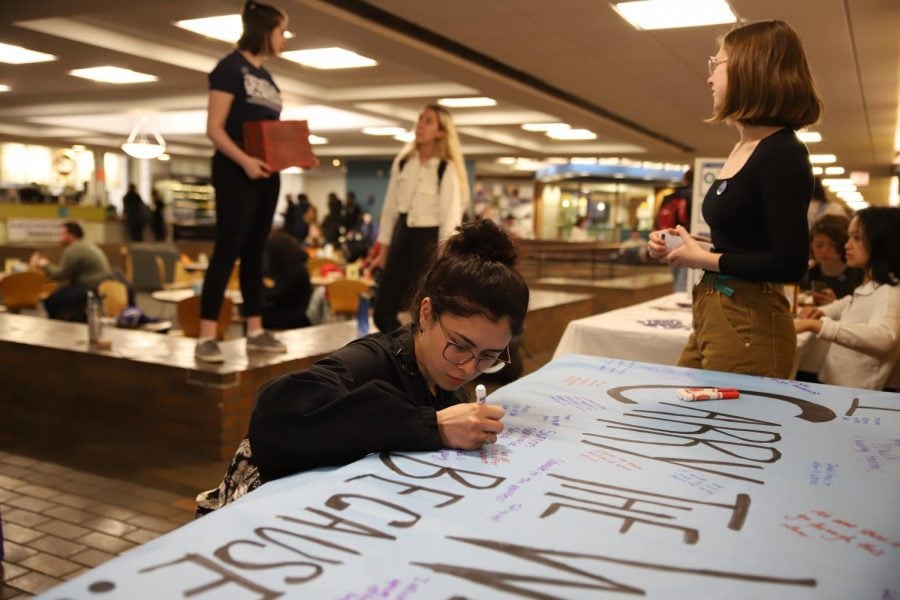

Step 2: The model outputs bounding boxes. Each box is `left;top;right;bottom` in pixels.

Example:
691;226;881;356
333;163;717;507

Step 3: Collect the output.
40;355;900;599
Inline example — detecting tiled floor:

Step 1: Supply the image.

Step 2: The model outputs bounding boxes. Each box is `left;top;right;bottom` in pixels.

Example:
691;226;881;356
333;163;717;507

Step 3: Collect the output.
0;433;228;598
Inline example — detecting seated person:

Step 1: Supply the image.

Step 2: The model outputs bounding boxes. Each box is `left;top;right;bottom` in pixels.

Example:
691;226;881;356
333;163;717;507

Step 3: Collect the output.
795;207;900;390
799;214;864;304
197;219;529;514
31;221;110;322
261;231;313;330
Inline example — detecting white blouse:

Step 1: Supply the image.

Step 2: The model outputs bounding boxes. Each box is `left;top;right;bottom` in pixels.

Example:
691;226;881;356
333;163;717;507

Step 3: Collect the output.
816;280;900;390
377;153;464;245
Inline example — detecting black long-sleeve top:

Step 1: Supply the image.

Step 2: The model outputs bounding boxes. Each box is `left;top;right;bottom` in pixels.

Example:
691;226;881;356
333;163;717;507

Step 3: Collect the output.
703;128;812;282
248;325;465;482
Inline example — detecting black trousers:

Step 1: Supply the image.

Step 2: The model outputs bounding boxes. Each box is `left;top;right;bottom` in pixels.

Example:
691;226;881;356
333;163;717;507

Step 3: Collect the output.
201;152;280;321
373;214;437;333
44;285;88;322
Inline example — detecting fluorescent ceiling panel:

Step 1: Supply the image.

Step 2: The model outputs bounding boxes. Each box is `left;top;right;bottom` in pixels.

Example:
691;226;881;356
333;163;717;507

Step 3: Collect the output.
522;122;569;132
69;66;158;84
547;129;597;140
0;84;9;92
174;15;293;43
613;0;737;30
363;127;406;136
810;154;837;164
796;131;822;143
438;97;497;108
0;42;56;64
281;48;376;69
280;105;393;131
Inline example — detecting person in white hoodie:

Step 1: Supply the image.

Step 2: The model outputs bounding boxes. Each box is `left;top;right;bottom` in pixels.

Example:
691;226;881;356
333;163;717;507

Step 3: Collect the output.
794;206;900;390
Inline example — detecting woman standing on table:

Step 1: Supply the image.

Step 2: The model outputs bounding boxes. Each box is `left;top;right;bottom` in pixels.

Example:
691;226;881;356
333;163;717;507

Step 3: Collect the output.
369;104;469;334
197;219;529;513
647;20;823;378
197;1;309;363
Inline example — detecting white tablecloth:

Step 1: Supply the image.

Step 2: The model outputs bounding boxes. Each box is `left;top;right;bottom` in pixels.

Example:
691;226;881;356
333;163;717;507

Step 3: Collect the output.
554;292;899;388
554;292;698;364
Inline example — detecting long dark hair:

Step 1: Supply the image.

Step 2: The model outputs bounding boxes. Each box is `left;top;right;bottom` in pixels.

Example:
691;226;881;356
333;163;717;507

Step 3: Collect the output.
264;231;307;279
855;207;900;286
410;219;529;336
237;1;285;55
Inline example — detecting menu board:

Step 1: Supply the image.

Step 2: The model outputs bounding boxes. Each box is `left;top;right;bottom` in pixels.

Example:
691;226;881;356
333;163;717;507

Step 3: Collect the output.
41;355;900;599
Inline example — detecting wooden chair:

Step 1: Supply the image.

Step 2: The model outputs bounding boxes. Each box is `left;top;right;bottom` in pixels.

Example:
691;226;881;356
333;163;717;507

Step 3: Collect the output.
175;295;233;339
0;271;45;313
227;261;240;291
155;256;194;290
308;257;340;277
97;279;129;318
325;278;370;319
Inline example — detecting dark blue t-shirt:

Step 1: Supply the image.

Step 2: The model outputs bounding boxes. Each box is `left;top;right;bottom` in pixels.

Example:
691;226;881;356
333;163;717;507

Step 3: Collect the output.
208;50;281;144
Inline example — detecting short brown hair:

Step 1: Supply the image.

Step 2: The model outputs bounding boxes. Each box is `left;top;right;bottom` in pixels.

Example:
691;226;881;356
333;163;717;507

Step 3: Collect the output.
810;214;850;262
237;1;286;56
709;20;823;129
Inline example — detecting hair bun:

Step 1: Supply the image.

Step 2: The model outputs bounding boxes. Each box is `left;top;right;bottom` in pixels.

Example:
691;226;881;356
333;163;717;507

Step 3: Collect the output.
446;218;517;266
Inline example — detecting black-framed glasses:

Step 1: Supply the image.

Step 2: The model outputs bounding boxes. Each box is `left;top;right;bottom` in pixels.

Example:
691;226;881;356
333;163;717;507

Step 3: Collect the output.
435;315;511;374
708;56;727;76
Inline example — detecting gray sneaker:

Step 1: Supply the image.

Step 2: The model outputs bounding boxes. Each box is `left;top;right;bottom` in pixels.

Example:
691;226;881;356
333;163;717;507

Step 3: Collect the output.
246;330;287;353
195;339;224;363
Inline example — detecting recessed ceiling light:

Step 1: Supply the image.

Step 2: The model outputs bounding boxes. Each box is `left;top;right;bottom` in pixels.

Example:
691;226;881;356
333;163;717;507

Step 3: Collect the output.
308;135;329;145
282;47;376;69
0;84;10;92
157;153;171;161
812;166;824;175
437;97;497;108
394;131;415;143
613;0;737;30
521;122;569;132
362;127;406;136
174;15;294;43
496;157;517;165
547;129;597;140
824;166;845;175
809;154;837;164
0;42;56;64
796;131;822;143
570;157;598;164
69;66;158;84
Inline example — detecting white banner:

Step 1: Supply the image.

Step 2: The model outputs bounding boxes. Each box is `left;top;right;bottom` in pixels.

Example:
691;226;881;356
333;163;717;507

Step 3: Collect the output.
41;356;900;599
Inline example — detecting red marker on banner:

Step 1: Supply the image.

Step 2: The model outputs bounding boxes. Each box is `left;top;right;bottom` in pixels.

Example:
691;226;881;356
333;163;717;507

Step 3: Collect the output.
678;387;740;401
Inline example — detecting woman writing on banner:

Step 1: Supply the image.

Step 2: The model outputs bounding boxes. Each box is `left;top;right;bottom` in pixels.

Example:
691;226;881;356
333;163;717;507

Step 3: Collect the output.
367;104;469;334
647;20;823;377
197;1;316;363
197;219;529;513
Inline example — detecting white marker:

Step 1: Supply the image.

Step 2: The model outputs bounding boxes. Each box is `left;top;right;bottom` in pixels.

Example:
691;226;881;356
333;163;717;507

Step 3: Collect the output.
475;384;487;404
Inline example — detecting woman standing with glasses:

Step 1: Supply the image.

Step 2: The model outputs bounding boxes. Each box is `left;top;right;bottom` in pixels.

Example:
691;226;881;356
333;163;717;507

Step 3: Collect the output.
647;20;823;378
197;219;528;514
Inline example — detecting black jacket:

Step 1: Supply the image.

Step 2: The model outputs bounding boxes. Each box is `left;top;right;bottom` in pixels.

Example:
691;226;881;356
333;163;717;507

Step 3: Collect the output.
249;325;466;482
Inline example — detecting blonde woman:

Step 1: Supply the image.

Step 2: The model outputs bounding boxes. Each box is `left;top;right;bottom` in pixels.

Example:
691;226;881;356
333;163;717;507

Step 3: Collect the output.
371;104;469;333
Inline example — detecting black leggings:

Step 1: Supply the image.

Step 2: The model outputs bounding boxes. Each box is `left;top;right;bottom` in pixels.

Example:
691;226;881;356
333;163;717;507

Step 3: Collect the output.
373;214;437;333
201;152;280;321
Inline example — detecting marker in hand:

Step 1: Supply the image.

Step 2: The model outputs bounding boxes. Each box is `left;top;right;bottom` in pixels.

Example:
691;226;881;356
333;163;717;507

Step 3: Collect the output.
475;384;487;404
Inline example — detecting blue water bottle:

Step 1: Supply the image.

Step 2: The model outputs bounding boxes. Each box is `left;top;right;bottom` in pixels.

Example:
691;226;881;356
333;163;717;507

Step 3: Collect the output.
357;293;371;337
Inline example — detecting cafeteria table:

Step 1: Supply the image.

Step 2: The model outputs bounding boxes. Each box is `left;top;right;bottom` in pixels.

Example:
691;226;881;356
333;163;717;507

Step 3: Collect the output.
554;292;900;388
39;355;900;599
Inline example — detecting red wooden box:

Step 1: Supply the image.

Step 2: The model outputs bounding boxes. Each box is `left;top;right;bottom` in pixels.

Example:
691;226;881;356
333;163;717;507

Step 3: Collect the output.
242;119;316;172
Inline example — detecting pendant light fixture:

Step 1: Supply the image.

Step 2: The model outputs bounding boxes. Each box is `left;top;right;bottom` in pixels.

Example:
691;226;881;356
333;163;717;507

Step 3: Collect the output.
121;116;166;160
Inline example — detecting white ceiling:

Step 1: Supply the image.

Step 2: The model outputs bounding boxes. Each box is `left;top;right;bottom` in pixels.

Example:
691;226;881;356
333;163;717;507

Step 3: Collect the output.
0;0;897;203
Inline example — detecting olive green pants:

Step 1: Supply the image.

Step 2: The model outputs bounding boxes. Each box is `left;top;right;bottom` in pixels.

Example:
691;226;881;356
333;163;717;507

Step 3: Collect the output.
678;274;796;378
